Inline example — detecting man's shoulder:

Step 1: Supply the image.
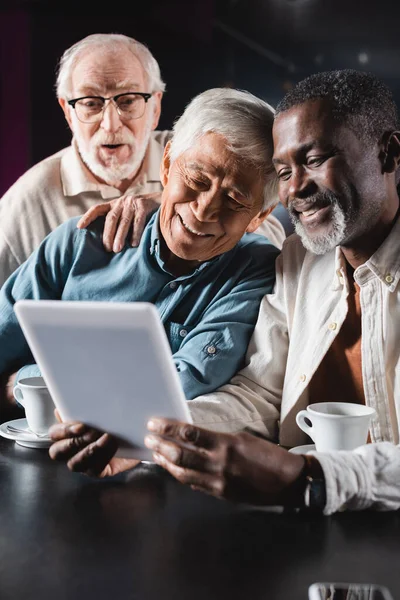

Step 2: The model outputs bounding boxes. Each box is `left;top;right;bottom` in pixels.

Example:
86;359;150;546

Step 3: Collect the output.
233;232;280;269
281;232;308;261
1;147;70;202
151;130;173;147
279;232;336;282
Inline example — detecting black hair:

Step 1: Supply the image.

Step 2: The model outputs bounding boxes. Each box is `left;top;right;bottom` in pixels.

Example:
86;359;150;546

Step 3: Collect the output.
275;69;399;142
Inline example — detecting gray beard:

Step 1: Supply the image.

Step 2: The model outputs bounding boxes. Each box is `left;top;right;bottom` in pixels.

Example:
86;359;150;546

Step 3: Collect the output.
293;201;347;255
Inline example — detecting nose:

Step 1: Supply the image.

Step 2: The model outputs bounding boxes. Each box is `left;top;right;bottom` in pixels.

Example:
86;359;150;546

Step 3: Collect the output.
99;100;123;133
286;166;316;204
191;192;221;222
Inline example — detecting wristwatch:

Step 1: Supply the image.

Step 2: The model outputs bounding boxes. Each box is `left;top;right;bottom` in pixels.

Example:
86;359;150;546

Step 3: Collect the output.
302;454;326;511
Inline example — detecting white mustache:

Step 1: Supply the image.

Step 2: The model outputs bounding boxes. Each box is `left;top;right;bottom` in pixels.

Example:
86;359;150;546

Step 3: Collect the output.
92;132;136;147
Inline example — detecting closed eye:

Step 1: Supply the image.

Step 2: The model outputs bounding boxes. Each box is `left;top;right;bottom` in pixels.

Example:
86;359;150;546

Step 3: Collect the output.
277;169;291;181
187;177;209;190
225;196;247;210
306;155;326;167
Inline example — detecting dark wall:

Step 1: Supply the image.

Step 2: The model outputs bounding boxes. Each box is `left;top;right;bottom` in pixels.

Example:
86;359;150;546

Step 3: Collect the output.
2;0;400;196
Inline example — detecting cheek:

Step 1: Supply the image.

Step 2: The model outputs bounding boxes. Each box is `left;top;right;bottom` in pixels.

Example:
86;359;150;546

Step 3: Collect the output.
127;115;151;141
75;122;97;145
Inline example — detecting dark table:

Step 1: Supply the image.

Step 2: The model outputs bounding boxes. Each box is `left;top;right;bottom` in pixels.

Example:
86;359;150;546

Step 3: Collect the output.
1;436;400;600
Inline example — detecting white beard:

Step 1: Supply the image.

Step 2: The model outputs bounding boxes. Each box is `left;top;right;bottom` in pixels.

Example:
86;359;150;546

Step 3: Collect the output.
72;117;153;187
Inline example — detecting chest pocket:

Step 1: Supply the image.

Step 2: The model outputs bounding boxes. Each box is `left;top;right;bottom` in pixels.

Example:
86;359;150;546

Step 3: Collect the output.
165;322;195;354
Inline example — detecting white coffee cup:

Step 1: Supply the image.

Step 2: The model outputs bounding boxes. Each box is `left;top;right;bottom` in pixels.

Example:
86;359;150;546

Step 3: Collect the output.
13;376;57;435
295;402;376;452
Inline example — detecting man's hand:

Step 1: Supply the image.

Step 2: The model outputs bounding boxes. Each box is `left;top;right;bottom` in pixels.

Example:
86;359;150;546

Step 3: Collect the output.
144;418;306;506
77;192;162;252
48;421;140;477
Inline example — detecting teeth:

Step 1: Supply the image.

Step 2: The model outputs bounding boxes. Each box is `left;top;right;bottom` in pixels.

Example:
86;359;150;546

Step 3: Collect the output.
302;208;318;217
181;218;208;236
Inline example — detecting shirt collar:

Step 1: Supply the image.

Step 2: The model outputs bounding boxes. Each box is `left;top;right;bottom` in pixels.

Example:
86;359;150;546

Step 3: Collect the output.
331;246;348;291
330;213;400;292
359;213;400;291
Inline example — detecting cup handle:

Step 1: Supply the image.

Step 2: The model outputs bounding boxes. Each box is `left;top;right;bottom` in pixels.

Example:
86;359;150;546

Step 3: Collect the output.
13;385;25;408
295;410;314;440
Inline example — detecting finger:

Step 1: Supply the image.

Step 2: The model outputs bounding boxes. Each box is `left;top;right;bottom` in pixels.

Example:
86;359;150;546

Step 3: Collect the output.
49;421;87;441
54;408;63;423
48;424;102;462
147;418;218;450
131;205;147;247
103;199;124;251
66;433;119;476
152;452;224;496
144;434;220;474
77;204;111;229
113;196;136;252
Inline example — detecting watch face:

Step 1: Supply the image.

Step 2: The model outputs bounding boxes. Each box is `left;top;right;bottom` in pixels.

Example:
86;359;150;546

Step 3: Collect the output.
305;477;326;510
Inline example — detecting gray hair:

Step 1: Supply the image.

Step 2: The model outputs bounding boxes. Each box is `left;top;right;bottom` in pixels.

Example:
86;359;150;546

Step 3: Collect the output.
169;88;278;210
56;33;166;99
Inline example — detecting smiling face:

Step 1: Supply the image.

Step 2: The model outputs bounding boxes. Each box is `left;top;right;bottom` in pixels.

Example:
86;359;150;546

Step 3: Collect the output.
59;45;162;189
272;98;393;255
159;133;269;269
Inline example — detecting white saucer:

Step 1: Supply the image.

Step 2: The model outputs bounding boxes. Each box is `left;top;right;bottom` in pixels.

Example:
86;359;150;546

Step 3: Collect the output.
0;418;52;449
288;444;316;455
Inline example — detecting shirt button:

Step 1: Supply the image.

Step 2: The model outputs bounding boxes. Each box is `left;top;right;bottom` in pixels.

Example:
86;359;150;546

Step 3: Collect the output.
207;345;217;355
385;274;394;284
299;374;307;383
179;329;187;338
169;281;177;289
328;322;337;331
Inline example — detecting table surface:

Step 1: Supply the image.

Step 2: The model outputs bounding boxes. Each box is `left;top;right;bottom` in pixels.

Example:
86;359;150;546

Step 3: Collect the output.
1;436;400;600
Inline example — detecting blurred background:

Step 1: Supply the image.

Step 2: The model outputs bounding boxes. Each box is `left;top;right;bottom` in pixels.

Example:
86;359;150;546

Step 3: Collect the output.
1;0;400;196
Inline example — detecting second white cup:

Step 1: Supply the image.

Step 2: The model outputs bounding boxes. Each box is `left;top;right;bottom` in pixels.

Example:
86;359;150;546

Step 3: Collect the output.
13;376;57;436
295;402;376;452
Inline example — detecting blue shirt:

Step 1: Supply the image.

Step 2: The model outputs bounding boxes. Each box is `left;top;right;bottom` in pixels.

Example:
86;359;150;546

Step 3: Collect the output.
0;210;279;399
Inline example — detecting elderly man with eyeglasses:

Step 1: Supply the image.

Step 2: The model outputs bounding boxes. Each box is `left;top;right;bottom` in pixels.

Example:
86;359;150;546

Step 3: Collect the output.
0;33;169;288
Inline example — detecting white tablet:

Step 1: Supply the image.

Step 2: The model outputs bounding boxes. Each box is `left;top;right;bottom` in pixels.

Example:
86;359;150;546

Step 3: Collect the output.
14;299;192;459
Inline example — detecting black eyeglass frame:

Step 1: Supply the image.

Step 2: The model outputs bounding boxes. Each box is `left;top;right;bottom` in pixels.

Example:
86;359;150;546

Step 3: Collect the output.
67;92;153;119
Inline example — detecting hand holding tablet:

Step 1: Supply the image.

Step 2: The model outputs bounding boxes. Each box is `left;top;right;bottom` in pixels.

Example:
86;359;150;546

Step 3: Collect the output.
14;300;192;460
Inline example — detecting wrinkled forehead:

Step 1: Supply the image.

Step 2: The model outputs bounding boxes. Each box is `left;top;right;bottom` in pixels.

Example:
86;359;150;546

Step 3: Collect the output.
176;132;265;202
272;98;341;156
70;47;146;95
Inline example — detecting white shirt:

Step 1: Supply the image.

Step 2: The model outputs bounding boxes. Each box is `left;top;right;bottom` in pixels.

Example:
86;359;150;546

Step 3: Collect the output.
190;217;400;513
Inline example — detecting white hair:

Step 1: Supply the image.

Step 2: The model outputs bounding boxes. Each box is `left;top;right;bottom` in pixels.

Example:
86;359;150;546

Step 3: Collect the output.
169;88;278;210
56;33;166;99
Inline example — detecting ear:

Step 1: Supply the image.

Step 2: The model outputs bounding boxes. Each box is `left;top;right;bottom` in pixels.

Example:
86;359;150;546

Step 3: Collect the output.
246;204;275;233
150;92;163;131
379;131;400;174
58;97;73;130
160;141;172;187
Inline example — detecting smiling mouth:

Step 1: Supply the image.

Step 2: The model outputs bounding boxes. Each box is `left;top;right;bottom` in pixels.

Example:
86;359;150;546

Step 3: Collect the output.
291;199;331;220
301;208;319;217
178;214;213;237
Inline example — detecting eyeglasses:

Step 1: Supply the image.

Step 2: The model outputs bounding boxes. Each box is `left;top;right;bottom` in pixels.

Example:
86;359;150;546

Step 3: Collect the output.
67;92;152;123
